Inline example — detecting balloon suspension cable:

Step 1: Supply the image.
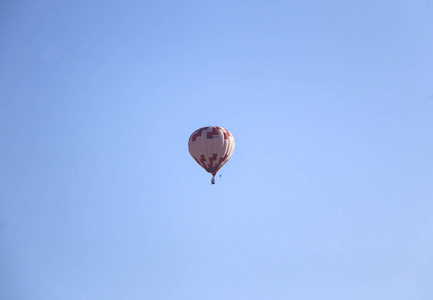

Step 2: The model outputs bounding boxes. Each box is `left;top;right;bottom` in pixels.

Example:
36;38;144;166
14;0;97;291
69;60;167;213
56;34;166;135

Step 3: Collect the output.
211;176;215;185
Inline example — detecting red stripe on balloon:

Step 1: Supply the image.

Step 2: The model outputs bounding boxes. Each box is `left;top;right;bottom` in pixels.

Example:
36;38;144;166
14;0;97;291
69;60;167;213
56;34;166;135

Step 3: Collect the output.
191;127;208;142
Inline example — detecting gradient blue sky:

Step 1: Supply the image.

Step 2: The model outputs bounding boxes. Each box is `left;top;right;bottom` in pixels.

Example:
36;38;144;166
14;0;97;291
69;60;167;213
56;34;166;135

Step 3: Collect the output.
1;1;433;299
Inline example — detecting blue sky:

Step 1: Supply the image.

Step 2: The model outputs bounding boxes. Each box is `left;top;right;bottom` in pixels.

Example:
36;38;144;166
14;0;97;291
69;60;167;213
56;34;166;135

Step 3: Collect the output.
1;1;433;299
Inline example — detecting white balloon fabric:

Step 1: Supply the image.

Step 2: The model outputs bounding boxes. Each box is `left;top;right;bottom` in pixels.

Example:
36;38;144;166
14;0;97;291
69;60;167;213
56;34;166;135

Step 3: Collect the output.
188;126;235;177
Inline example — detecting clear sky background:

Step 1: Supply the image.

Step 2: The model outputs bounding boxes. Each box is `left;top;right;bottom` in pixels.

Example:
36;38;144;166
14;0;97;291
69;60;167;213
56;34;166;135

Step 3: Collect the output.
1;1;433;299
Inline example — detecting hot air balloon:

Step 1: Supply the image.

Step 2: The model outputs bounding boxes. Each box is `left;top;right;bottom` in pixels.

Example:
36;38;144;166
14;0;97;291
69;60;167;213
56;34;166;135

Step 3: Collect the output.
188;126;235;184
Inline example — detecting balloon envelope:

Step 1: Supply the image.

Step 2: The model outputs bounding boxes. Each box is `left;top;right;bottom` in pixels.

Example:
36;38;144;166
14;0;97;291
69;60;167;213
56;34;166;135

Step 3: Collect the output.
188;126;235;176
